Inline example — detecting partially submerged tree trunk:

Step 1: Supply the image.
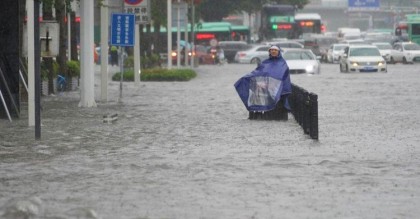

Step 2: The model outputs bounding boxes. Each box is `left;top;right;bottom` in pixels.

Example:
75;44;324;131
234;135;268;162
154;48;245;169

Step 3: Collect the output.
153;22;162;54
70;11;78;61
145;24;152;57
42;1;54;95
18;0;25;61
55;0;68;90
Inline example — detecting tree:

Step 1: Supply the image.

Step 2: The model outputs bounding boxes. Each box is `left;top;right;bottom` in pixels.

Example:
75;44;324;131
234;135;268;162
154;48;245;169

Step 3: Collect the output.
19;0;78;91
193;0;309;22
150;0;167;55
281;0;309;10
198;0;242;21
237;0;266;15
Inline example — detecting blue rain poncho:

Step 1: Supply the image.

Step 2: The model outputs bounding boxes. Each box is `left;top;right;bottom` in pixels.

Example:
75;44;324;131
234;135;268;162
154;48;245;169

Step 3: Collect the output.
234;52;291;112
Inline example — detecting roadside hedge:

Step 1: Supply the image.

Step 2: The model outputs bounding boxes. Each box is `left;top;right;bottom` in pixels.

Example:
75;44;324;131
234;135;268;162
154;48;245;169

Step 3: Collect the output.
112;68;197;82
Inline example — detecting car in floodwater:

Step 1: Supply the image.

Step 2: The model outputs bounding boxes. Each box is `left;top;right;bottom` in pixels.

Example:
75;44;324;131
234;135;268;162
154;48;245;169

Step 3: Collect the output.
218;41;251;63
282;48;321;74
234;45;271;64
327;43;347;63
371;42;393;63
339;45;387;73
389;42;420;64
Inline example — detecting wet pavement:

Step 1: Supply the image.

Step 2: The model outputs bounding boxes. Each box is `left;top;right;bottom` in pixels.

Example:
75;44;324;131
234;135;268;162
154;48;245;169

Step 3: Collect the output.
1;63;420;219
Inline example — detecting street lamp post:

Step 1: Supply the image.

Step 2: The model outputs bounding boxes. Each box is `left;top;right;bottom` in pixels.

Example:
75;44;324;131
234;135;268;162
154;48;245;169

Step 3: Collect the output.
167;0;172;69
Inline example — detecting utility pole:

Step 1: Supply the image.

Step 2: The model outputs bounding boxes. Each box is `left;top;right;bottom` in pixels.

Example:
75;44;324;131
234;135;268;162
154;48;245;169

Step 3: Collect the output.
191;1;195;68
176;0;181;68
79;0;97;107
34;0;41;139
27;0;35;127
167;0;172;69
100;0;109;102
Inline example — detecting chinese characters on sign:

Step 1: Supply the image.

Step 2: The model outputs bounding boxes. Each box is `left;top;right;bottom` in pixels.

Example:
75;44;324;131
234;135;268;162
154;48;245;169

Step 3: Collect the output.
124;0;150;24
111;13;135;46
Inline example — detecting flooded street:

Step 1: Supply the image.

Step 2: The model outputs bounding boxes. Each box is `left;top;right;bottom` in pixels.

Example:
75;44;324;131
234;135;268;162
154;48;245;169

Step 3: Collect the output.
1;63;420;218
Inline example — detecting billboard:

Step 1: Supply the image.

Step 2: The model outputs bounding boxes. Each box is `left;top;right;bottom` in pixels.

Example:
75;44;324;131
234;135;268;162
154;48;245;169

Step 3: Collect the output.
348;0;380;10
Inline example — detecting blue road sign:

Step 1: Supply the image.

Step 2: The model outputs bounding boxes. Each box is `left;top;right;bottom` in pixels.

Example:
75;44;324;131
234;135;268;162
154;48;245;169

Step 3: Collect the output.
348;0;380;10
111;13;135;47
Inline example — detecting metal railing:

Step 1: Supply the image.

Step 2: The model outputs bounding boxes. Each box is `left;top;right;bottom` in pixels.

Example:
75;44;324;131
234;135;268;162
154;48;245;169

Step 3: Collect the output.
247;83;319;140
248;97;288;121
289;83;318;140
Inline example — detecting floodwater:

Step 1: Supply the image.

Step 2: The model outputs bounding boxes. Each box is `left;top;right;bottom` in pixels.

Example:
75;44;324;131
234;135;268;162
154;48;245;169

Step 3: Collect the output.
1;63;420;219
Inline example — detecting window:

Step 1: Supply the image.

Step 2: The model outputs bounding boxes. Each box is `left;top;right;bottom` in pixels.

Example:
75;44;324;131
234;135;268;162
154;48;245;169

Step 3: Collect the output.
283;51;315;60
404;43;420;50
257;47;269;51
350;48;380;56
412;24;420;35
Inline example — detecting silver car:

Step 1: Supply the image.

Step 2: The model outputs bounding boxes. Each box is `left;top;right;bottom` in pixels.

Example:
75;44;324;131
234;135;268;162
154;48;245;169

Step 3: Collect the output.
389;42;420;64
282;48;321;74
371;42;392;63
327;43;347;63
234;45;271;64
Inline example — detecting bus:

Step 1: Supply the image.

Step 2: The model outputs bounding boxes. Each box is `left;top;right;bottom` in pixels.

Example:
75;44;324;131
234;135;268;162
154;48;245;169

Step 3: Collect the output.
144;22;249;48
194;22;250;45
259;4;296;41
195;22;233;44
405;14;420;44
294;13;322;38
231;25;251;43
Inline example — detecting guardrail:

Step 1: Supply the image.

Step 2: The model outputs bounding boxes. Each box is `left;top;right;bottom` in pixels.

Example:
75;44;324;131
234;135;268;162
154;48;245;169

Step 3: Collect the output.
248;97;288;121
289;83;318;140
247;83;319;140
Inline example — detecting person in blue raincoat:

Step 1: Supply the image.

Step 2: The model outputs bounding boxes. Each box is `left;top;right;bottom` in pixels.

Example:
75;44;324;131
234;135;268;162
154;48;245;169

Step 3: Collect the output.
234;45;292;112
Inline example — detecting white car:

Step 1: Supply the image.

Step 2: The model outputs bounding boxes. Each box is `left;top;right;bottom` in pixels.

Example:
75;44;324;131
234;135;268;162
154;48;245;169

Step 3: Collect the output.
339;39;366;45
389;42;420;64
234;45;271;64
327;43;347;63
282;48;321;74
372;42;393;63
339;45;387;73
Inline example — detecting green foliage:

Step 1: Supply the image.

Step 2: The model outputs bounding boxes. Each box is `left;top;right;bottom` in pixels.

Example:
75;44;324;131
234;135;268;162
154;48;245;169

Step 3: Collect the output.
199;0;310;21
53;60;59;74
150;54;161;64
125;56;135;68
40;65;47;80
123;54;162;70
66;60;80;77
42;0;54;11
112;68;197;82
141;56;150;68
200;0;241;21
142;54;162;68
151;0;167;26
140;68;197;81
40;59;59;80
147;0;310;26
112;70;135;82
